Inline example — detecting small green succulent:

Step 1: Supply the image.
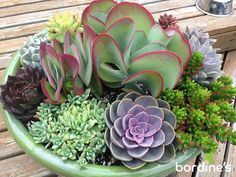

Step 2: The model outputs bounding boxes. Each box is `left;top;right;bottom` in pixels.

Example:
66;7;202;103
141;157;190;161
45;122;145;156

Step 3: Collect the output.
47;11;83;43
28;90;107;166
160;76;236;153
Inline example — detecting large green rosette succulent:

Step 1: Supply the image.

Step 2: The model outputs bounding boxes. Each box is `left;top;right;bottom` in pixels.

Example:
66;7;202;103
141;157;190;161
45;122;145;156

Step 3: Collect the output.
104;92;177;169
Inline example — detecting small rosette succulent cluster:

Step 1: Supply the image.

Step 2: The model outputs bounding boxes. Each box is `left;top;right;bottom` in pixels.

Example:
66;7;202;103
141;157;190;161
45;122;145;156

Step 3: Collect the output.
184;27;224;85
105;92;177;169
47;11;83;43
0;66;45;122
20;31;48;68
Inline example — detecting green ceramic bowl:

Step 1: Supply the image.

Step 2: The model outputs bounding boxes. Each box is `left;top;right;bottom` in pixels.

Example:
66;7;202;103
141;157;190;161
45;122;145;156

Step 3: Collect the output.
0;49;201;177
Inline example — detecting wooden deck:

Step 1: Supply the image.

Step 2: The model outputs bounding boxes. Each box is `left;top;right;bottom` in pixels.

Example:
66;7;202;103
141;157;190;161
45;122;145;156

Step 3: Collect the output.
0;0;235;177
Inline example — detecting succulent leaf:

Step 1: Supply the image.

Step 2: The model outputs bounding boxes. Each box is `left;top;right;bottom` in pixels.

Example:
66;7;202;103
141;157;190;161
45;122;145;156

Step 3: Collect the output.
165;29;192;68
93;34;127;83
106;17;136;65
123;70;164;97
106;2;155;34
130;30;149;54
82;0;117;33
129;51;182;90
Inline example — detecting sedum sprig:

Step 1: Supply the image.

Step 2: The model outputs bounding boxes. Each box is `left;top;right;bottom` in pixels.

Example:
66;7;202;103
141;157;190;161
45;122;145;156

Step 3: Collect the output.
160;75;236;153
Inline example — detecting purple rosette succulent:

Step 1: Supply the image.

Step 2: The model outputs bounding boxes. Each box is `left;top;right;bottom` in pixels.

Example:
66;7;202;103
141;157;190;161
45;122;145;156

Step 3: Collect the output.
104;92;177;169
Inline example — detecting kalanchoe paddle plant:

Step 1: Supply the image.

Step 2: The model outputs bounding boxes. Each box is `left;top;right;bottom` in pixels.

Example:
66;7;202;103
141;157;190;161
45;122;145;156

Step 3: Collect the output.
39;41;84;104
105;92;176;169
62;25;100;94
47;11;83;43
0;66;45;122
184;27;224;85
85;1;191;97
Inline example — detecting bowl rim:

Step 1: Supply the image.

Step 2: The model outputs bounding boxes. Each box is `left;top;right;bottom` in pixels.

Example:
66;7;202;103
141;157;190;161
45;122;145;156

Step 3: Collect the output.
0;43;202;177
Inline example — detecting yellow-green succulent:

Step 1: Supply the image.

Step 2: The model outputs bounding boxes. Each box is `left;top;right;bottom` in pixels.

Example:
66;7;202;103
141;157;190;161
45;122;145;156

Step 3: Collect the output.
47;11;83;43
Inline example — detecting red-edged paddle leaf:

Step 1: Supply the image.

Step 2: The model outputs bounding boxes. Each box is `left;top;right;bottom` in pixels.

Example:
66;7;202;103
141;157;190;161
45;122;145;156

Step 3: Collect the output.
70;44;84;78
148;24;171;46
63;31;71;54
106;2;155;34
52;39;63;54
89;71;103;96
39;43;56;88
130;30;149;54
83;25;96;86
55;77;64;102
129;51;183;90
166;28;192;68
40;78;66;104
123;70;164;97
93;33;127;83
106;17;136;66
106;17;135;55
87;14;105;34
82;0;117;33
62;54;84;95
74;33;86;60
130;43;166;62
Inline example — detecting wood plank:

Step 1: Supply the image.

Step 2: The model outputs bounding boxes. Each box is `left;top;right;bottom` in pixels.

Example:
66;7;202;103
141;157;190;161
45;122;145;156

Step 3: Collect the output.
0;37;27;54
0;0;196;29
195;144;227;177
153;6;203;22
0;22;46;40
0;0;49;8
214;30;236;52
0;154;56;177
0;116;7;132
129;0;195;12
178;12;236;36
0;53;12;69
223;50;236;84
223;51;236;177
224;124;236;177
0;70;7;132
0;0;92;18
0;4;87;29
175;158;196;177
0;131;23;160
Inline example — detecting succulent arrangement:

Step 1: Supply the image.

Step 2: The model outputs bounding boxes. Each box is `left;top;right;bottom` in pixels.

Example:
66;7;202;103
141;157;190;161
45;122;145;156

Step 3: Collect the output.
1;0;236;174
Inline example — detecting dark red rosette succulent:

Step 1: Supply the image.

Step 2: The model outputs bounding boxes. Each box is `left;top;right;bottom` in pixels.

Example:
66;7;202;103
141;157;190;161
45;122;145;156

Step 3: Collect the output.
159;14;179;30
0;66;45;122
